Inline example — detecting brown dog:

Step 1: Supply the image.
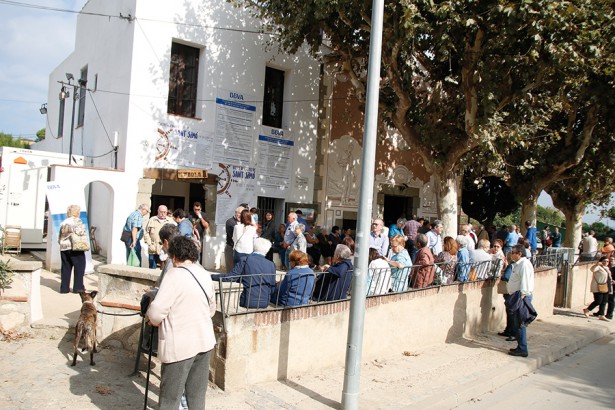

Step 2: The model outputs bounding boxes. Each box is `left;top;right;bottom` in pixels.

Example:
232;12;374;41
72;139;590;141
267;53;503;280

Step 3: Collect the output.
72;290;98;366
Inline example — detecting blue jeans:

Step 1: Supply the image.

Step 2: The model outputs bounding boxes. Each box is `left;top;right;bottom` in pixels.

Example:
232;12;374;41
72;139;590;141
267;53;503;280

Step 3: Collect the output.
284;248;291;269
516;294;533;353
148;254;160;269
125;239;142;266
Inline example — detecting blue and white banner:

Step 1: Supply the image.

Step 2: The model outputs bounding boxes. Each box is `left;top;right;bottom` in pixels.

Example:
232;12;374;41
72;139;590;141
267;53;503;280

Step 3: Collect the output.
46;182;94;273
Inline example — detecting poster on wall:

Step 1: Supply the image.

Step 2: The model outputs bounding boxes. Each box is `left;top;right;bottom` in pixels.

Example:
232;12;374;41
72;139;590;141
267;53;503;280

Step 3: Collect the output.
214;163;257;225
46;182;94;273
212;88;257;166
150;119;214;170
256;125;293;196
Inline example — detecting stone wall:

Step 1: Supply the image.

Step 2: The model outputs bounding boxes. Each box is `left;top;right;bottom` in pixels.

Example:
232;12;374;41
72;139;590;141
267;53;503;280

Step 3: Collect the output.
0;257;43;331
210;267;557;390
95;264;160;350
564;262;595;309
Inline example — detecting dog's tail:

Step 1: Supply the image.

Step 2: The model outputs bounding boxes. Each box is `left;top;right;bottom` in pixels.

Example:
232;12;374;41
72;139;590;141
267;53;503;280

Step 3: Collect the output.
76;322;95;352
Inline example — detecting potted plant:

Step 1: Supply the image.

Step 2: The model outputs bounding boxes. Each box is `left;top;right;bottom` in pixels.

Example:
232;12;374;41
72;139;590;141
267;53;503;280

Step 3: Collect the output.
0;259;14;296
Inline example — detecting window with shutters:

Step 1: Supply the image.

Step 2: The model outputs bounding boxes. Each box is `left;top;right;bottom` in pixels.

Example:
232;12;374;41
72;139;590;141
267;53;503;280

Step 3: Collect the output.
167;42;200;117
262;67;285;128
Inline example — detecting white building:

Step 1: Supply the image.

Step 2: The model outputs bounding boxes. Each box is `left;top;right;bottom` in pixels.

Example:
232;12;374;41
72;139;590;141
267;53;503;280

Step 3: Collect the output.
37;0;321;269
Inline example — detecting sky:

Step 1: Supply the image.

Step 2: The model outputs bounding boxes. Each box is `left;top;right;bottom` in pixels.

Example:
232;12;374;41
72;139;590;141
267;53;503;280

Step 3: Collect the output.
0;0;611;226
0;0;87;140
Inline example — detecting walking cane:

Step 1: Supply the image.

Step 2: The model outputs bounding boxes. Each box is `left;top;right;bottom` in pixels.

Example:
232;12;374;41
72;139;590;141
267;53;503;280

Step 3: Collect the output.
143;327;154;410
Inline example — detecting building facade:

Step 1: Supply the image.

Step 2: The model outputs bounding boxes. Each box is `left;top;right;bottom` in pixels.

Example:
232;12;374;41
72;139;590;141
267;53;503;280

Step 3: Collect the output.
37;0;444;269
37;0;321;269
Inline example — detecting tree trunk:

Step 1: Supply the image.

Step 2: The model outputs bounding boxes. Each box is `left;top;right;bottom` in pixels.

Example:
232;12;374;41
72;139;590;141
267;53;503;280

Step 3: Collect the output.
434;171;459;239
563;203;584;249
520;193;539;235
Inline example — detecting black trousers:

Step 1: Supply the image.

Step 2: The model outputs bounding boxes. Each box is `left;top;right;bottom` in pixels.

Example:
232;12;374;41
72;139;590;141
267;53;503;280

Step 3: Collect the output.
587;292;608;316
60;250;86;293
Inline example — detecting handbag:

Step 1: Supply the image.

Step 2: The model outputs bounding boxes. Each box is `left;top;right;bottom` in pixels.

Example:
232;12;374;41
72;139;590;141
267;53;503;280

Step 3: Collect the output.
497;279;508;294
69;218;90;251
70;233;90;251
120;230;132;243
597;282;609;293
128;248;140;267
469;266;478;281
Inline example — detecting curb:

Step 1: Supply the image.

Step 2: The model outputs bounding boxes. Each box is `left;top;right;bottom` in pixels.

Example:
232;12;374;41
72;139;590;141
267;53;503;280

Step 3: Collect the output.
416;323;612;409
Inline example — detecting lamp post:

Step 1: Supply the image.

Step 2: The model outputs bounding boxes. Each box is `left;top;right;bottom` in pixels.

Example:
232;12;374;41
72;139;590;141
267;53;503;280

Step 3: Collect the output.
60;73;86;165
68;81;78;165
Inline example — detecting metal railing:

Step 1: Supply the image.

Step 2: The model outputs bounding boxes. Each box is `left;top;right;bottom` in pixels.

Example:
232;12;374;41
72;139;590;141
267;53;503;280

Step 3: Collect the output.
215;259;508;320
214;269;354;316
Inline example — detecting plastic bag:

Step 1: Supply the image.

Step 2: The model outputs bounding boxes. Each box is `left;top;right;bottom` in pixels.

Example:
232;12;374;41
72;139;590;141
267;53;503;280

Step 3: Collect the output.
128;248;140;267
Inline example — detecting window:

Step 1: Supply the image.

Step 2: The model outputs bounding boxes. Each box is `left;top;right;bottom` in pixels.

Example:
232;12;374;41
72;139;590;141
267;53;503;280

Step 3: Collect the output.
262;67;285;128
77;66;87;127
167;42;200;117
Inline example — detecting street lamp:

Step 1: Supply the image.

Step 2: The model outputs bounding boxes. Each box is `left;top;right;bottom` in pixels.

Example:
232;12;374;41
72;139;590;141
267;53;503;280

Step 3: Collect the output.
62;74;87;165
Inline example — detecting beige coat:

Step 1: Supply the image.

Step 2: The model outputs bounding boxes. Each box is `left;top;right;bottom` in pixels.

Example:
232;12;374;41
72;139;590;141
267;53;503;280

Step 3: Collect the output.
590;264;610;293
147;263;216;363
143;216;174;255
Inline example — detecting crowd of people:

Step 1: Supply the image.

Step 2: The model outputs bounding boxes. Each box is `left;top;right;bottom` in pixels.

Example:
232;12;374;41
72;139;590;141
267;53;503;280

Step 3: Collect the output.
107;205;611;407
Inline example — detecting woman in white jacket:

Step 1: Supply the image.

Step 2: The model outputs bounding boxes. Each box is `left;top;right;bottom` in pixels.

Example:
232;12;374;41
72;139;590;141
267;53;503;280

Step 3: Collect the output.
232;209;258;263
147;236;216;410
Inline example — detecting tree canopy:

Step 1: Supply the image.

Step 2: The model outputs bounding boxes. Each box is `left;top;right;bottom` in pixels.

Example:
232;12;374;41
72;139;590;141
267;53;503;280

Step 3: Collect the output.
241;0;614;234
0;132;29;149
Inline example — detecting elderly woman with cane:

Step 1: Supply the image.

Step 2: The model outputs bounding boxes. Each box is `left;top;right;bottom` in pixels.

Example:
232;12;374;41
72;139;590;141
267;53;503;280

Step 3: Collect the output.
147;236;216;410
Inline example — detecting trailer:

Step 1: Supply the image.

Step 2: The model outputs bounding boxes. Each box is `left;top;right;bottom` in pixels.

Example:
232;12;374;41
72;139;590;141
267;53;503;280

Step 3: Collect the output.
0;147;84;249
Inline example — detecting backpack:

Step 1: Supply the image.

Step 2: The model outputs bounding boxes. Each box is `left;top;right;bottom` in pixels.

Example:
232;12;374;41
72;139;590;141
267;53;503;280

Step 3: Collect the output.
70;218;90;252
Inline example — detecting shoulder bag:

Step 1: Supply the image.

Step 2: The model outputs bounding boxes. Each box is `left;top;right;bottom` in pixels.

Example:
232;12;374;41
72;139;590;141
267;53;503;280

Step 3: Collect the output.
179;266;212;305
69;218;90;252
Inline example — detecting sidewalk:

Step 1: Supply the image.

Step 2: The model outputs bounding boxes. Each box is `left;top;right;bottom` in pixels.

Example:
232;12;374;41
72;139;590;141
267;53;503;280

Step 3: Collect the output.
1;259;613;409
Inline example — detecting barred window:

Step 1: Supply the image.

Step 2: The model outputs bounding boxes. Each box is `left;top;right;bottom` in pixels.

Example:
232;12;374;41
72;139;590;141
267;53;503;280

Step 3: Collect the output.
167;42;199;117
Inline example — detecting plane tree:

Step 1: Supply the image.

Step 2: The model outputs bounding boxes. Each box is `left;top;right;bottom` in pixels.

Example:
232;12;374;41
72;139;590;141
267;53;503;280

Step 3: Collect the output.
547;123;615;248
237;0;613;236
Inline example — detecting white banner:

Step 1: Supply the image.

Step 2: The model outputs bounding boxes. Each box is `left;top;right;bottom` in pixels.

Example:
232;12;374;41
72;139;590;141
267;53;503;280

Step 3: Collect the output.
212;88;257;166
214;163;257;225
150;119;214;170
256;125;293;196
46;182;94;273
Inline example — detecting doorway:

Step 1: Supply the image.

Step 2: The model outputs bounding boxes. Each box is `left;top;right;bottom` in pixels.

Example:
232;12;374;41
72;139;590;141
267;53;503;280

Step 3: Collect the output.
383;195;413;226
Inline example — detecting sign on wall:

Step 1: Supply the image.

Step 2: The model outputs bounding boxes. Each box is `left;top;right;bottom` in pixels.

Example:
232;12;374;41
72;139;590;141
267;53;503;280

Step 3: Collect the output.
256;125;294;196
151;120;214;170
212;88;257;166
214;163;257;225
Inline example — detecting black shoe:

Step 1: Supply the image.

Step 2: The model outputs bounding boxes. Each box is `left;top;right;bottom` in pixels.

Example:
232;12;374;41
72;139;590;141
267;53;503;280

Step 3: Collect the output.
509;347;518;352
497;332;510;337
606;316;613;320
506;336;517;341
508;350;528;357
592;312;600;317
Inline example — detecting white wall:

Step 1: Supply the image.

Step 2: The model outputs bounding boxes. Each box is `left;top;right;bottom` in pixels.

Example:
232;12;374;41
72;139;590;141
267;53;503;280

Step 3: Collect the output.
40;0;321;269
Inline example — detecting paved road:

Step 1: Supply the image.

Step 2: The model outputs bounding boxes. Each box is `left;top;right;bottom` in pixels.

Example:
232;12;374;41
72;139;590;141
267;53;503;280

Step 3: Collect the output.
456;335;615;409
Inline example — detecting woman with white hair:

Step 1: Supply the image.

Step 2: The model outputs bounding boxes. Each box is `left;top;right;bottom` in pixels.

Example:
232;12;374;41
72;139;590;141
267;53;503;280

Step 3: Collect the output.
58;204;88;293
290;223;307;253
455;235;471;282
313;244;353;301
212;237;276;309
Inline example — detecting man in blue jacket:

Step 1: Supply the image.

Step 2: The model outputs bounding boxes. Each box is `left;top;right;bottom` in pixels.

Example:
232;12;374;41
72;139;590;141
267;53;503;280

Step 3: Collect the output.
212;238;276;309
524;221;537;256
